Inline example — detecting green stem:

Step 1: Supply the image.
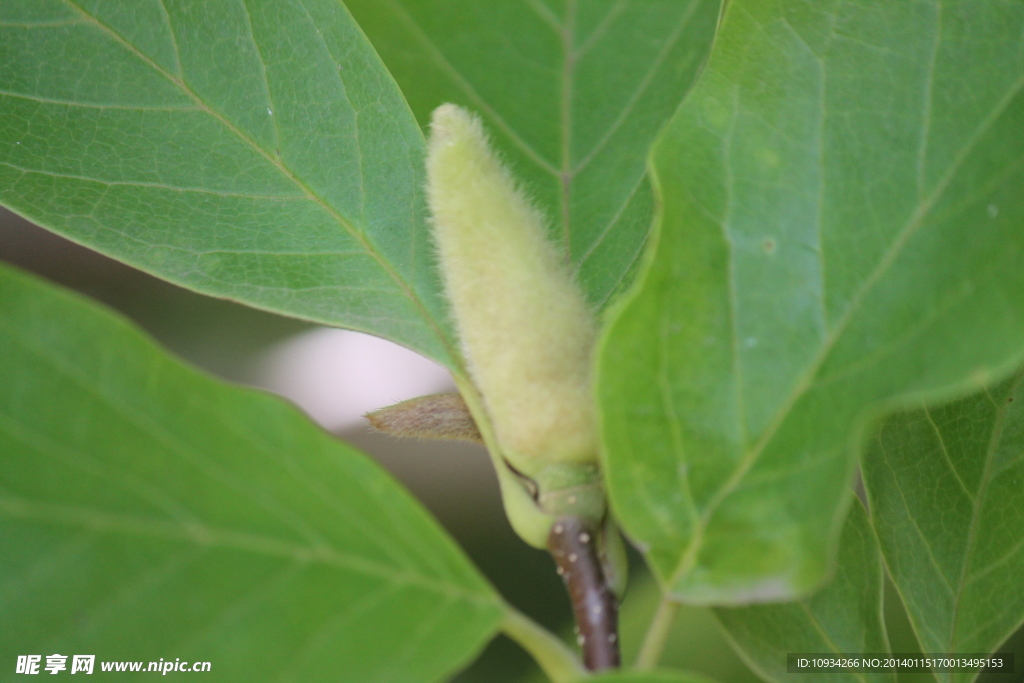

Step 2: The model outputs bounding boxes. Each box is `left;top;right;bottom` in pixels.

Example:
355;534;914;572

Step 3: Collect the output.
502;607;588;683
635;595;680;670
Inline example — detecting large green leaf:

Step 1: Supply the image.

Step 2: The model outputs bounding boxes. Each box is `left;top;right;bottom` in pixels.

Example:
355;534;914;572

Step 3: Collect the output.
345;0;723;307
716;501;893;683
863;372;1024;683
598;0;1024;603
0;0;457;367
0;263;504;682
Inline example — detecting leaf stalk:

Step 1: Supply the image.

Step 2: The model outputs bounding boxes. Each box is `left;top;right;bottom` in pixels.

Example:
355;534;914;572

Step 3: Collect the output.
501;607;588;683
635;594;680;670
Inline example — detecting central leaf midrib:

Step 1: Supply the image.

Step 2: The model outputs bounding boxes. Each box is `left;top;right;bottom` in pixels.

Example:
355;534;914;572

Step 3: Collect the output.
557;0;575;249
0;492;495;606
60;0;461;368
382;0;698;263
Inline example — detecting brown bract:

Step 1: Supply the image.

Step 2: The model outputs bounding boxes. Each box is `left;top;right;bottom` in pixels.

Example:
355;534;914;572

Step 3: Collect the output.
366;393;483;443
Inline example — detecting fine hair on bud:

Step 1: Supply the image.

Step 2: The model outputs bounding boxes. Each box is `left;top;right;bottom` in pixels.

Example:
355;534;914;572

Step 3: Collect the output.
426;104;597;473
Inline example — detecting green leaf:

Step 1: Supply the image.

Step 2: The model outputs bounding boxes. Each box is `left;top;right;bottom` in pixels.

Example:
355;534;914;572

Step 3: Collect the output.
716;501;893;683
598;0;1024;603
0;263;504;682
344;0;723;307
0;0;458;367
863;371;1024;682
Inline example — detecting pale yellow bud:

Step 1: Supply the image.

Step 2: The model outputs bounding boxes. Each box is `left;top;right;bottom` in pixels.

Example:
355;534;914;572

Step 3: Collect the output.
426;104;598;475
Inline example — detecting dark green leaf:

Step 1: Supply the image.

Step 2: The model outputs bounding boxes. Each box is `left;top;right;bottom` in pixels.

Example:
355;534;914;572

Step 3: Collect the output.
864;371;1024;682
716;501;893;683
0;0;457;366
0;263;504;682
598;0;1024;602
345;0;723;307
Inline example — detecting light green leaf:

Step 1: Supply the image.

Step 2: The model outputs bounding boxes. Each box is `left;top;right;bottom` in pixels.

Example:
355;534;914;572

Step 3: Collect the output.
716;501;893;683
598;0;1024;603
0;263;504;682
863;372;1024;683
344;0;723;307
0;0;458;367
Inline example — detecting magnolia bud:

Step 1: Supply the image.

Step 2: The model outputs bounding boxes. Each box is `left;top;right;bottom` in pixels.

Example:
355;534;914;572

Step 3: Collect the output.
426;104;598;477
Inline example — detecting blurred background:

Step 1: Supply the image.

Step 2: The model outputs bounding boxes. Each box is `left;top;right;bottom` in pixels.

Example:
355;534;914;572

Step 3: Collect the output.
2;206;1021;682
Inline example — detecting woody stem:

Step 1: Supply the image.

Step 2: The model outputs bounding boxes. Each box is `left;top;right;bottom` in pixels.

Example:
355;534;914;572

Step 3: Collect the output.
547;516;621;671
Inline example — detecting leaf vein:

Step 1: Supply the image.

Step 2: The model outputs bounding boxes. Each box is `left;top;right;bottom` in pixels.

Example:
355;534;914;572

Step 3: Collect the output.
0;493;492;605
0;161;304;199
5;327;336;551
796;601;870;683
948;373;1024;650
523;0;562;34
60;0;461;367
378;0;558;176
238;0;281;151
671;67;1024;586
155;0;183;77
569;0;701;178
915;1;942;201
923;406;975;503
574;0;628;59
0;89;198;111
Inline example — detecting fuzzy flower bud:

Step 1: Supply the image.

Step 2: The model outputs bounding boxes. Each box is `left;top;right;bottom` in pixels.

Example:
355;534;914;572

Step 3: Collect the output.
426;104;598;476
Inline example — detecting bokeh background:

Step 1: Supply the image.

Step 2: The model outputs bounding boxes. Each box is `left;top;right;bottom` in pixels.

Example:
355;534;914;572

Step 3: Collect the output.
3;205;1021;682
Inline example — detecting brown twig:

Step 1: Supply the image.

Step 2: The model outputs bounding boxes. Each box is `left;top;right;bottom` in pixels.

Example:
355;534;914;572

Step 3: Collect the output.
547;516;621;671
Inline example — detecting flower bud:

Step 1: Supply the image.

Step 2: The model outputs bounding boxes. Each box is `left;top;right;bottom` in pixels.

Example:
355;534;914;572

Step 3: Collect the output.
426;104;598;479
